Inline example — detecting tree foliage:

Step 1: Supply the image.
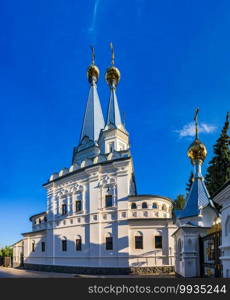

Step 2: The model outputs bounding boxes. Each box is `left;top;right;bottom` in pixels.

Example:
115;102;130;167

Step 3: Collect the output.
0;246;13;257
174;194;185;210
205;112;230;196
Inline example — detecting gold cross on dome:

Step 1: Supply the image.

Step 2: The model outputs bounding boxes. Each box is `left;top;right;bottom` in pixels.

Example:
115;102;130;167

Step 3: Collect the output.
194;107;199;139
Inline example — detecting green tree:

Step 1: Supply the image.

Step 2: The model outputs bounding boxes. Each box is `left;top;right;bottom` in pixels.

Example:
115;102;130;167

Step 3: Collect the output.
174;194;185;210
0;246;13;257
205;112;230;196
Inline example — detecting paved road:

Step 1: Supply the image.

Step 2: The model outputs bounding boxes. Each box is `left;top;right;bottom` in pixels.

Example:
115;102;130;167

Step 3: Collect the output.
0;267;75;278
0;267;175;278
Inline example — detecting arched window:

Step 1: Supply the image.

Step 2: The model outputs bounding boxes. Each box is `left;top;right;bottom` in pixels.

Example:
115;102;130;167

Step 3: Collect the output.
135;231;143;249
31;241;35;252
39;218;42;224
152;203;158;209
131;203;137;209
62;204;67;215
225;216;230;236
62;237;67;252
44;216;47;222
105;233;113;250
105;195;113;208
142;202;148;209
76;236;82;251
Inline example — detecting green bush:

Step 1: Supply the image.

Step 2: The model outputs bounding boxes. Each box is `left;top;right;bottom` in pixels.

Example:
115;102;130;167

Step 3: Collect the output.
0;246;13;257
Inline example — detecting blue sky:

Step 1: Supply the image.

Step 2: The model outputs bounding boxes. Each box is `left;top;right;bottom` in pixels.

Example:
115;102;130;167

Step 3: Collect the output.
0;0;229;247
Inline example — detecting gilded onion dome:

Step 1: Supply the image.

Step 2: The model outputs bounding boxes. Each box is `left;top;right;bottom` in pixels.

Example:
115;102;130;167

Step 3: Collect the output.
87;46;99;83
87;64;99;83
187;138;207;162
105;42;121;86
187;108;207;163
106;66;120;86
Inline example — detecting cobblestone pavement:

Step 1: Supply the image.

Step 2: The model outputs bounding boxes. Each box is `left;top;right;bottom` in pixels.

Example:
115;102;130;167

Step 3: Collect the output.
0;267;175;278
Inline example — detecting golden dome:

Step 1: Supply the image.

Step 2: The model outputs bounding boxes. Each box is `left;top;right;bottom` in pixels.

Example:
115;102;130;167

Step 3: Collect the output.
187;138;207;162
105;66;120;86
87;64;99;83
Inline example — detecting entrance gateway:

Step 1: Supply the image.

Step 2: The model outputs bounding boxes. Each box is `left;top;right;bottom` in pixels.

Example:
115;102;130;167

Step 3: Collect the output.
200;224;222;277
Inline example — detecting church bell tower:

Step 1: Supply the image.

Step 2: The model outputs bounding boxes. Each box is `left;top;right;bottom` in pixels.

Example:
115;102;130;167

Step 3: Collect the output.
99;43;130;154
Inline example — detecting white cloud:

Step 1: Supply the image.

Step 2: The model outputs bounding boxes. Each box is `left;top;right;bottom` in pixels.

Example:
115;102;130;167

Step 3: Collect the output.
88;0;100;33
176;122;216;138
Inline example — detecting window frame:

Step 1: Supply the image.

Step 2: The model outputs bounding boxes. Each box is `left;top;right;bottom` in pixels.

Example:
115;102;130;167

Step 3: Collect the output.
105;195;113;208
109;142;115;152
62;204;67;215
32;241;35;252
135;235;143;249
142;202;148;209
41;241;45;252
155;236;162;249
62;239;67;252
76;238;82;251
152;202;158;209
106;236;113;250
75;200;82;212
131;202;137;209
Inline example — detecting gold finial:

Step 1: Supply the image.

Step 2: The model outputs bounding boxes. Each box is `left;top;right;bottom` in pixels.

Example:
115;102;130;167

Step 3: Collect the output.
105;42;120;86
90;45;95;65
194;107;199;139
87;46;99;83
187;108;207;163
110;42;115;65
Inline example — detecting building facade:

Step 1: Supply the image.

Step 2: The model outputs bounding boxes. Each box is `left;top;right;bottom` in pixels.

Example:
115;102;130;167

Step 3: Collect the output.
213;180;230;278
13;50;225;277
14;51;176;274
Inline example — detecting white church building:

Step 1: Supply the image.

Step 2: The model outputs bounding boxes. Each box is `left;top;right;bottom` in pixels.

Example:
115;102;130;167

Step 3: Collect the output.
13;49;176;275
13;48;227;277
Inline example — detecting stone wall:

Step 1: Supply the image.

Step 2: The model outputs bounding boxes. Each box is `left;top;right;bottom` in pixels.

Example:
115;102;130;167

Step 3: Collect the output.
24;263;175;275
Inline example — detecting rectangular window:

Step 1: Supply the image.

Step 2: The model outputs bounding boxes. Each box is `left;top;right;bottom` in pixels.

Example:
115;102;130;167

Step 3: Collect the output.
32;242;35;252
62;240;67;252
105;195;113;208
155;236;162;249
62;204;67;215
75;201;82;212
76;239;82;251
109;142;114;152
135;236;143;249
106;237;113;250
41;242;45;252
